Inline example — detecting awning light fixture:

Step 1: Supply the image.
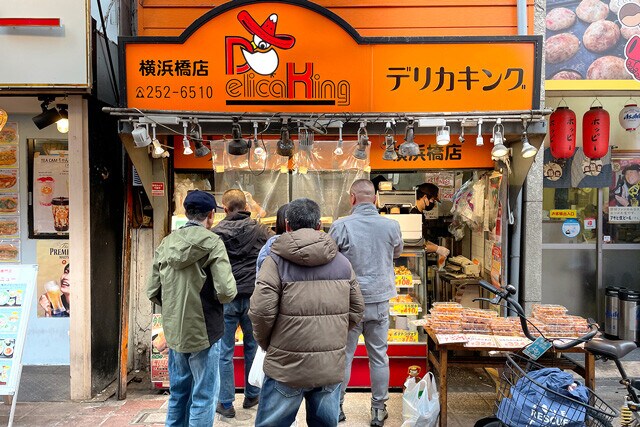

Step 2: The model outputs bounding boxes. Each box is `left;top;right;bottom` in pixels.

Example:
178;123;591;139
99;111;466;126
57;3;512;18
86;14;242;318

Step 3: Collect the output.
333;122;344;156
228;118;250;156
382;121;398;161
491;119;508;158
182;121;193;155
398;119;420;157
33;96;62;130
476;118;484;146
352;121;369;160
276;121;294;157
521;132;537;159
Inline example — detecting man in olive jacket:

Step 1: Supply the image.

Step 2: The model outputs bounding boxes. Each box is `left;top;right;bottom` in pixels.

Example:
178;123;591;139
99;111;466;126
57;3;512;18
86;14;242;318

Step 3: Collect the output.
148;190;237;427
249;198;364;427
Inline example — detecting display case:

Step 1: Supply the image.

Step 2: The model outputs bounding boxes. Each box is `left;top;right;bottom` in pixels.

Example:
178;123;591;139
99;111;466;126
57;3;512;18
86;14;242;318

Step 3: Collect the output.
347;246;428;388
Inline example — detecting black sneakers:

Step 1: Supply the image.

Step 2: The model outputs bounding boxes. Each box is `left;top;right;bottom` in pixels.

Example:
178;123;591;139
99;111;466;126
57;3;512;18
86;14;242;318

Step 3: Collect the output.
339;404;346;422
215;403;236;418
370;405;388;427
243;396;260;409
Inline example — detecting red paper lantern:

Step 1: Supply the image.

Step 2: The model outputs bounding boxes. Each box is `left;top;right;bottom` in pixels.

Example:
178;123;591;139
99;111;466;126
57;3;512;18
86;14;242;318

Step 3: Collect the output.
549;106;577;159
583;106;610;160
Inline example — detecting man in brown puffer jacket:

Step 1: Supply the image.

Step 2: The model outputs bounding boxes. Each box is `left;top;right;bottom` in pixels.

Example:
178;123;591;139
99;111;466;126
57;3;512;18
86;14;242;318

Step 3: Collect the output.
249;198;364;427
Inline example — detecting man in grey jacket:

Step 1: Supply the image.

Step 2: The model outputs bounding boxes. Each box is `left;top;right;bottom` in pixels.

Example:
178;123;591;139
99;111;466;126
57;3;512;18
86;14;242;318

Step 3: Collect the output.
329;179;403;427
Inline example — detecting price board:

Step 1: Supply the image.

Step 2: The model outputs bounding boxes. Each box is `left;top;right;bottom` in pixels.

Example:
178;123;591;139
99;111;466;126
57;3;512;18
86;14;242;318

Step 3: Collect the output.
394;275;413;288
391;303;420;316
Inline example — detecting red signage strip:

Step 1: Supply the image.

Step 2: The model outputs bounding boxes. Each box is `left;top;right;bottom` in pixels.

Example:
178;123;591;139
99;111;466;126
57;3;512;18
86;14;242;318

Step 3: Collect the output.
0;18;61;27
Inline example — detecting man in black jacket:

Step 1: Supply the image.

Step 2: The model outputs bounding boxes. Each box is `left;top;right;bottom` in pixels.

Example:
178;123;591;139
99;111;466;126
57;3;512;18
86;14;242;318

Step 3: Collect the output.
213;189;273;418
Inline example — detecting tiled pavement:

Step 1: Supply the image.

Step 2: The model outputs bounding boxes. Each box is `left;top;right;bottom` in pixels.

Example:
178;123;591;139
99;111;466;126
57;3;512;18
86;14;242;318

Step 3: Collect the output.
1;351;639;426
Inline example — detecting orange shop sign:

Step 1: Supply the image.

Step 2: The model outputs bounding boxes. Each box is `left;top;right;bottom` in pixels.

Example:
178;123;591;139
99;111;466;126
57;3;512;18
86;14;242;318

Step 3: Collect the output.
121;0;541;114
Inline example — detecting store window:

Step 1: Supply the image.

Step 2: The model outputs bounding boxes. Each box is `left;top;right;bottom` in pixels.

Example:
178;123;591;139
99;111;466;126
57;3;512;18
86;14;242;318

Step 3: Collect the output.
542;188;598;244
603;154;640;243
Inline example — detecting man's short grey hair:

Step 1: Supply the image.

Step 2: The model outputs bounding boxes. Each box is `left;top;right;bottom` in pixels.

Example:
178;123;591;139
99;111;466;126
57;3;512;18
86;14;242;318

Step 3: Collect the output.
185;210;209;222
286;198;321;231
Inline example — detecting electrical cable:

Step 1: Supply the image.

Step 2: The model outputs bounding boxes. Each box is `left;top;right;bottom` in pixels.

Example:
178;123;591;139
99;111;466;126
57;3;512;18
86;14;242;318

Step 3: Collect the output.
97;0;120;105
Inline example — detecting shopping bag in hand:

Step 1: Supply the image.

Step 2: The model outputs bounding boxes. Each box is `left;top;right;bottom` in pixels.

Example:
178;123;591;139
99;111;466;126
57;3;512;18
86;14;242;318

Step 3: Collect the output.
401;371;440;427
248;347;266;388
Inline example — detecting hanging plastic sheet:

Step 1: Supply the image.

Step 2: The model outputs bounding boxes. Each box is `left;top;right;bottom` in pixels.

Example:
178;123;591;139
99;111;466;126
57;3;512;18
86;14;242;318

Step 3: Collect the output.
213;138;290;217
292;138;370;220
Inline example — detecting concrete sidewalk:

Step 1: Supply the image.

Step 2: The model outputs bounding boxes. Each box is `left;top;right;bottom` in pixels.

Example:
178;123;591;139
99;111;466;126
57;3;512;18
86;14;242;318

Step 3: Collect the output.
1;351;638;426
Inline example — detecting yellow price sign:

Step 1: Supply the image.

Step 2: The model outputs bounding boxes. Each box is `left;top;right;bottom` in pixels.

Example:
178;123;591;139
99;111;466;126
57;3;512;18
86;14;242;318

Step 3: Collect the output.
395;275;413;287
392;303;420;316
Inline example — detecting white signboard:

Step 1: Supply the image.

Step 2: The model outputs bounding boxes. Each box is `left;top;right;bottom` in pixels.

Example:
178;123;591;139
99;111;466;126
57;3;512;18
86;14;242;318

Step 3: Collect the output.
609;207;640;223
0;265;37;426
0;0;90;88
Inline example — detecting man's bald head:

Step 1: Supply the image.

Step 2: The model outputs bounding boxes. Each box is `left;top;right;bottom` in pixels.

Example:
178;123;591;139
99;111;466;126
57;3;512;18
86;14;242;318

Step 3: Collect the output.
350;179;376;205
222;189;247;213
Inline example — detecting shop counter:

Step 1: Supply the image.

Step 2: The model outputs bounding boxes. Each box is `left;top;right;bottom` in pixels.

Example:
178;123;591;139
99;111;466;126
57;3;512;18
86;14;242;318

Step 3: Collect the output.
425;328;595;427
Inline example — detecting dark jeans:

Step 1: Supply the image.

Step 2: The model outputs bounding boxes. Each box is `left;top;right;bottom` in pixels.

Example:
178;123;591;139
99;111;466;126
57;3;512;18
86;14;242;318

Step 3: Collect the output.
255;376;341;427
219;296;260;405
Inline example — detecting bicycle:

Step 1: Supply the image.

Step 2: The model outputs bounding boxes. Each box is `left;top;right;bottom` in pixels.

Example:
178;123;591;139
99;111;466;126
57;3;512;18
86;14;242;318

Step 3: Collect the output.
471;280;620;427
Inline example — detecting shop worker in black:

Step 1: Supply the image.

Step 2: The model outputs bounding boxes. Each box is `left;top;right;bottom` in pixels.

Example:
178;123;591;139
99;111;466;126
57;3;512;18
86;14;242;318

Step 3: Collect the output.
213;189;273;418
410;183;450;257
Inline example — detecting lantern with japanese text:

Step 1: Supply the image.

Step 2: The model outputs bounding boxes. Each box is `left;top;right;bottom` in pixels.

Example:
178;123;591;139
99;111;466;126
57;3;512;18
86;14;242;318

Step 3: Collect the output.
549;106;576;159
583;106;610;160
619;103;640;131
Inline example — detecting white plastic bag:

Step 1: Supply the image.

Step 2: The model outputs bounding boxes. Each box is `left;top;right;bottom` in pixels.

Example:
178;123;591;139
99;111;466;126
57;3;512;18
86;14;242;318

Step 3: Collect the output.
248;347;266;388
401;372;440;427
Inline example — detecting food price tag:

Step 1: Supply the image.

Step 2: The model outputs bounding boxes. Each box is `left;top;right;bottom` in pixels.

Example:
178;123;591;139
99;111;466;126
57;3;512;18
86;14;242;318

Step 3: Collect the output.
464;334;498;348
395;275;413;287
388;329;418;342
391;303;420;316
436;334;468;344
494;336;531;349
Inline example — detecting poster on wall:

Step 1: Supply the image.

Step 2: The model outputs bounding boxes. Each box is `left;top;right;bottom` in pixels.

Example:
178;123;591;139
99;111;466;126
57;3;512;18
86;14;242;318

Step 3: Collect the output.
609;154;640;223
0;123;18;145
28;140;69;238
35;241;69;318
151;314;169;388
545;0;640;90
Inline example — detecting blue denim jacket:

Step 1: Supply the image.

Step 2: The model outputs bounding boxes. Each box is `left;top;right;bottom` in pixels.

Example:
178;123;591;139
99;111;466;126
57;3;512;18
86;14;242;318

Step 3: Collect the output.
329;203;403;304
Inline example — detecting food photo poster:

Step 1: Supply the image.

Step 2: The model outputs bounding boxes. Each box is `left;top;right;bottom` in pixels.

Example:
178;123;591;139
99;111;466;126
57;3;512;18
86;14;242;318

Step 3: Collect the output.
30;140;69;237
36;241;70;318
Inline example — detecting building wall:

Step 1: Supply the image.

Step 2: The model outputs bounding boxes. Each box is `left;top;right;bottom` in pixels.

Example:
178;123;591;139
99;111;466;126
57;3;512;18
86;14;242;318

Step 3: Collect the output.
136;0;535;37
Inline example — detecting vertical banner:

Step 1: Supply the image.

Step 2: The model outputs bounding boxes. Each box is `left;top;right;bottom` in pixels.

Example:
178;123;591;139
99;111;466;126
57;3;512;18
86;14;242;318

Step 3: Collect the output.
35;241;70;318
33;151;69;236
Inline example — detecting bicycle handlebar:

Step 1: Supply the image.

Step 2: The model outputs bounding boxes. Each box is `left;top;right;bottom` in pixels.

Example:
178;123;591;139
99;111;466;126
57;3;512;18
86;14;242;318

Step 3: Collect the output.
477;280;598;350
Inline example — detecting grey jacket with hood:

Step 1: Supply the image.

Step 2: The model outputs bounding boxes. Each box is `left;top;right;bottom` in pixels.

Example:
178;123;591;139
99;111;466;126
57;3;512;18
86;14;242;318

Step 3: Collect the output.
249;228;364;388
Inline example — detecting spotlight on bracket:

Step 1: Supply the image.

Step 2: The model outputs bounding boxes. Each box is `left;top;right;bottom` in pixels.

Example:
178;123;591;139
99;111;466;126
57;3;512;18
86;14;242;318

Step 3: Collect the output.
277;122;294;157
382;122;398;161
32;96;62;130
491;119;508;158
398;120;420;157
228;118;250;156
353;122;369;160
132;123;152;148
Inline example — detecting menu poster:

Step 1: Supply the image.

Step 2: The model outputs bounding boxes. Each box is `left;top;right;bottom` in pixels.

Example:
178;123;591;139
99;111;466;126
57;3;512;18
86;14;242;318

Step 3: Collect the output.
33;152;69;236
0;146;18;169
151;314;169;387
0;240;19;264
0;265;37;395
0;123;18;145
36;241;69;318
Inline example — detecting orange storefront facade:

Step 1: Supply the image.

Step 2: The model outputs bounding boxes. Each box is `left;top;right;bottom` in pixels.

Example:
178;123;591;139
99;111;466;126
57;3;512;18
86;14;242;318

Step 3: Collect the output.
119;0;546;391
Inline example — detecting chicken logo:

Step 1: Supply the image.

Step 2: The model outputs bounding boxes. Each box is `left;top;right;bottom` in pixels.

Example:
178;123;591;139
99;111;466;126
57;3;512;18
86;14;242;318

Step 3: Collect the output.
225;10;296;76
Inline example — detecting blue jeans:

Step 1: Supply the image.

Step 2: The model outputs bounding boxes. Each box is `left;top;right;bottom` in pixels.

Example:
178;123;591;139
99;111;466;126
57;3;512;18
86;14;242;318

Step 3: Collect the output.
166;341;220;427
219;296;260;405
255;376;341;427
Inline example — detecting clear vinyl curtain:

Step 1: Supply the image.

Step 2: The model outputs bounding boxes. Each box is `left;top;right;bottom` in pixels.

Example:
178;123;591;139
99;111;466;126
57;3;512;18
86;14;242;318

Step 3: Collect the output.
212;137;370;219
